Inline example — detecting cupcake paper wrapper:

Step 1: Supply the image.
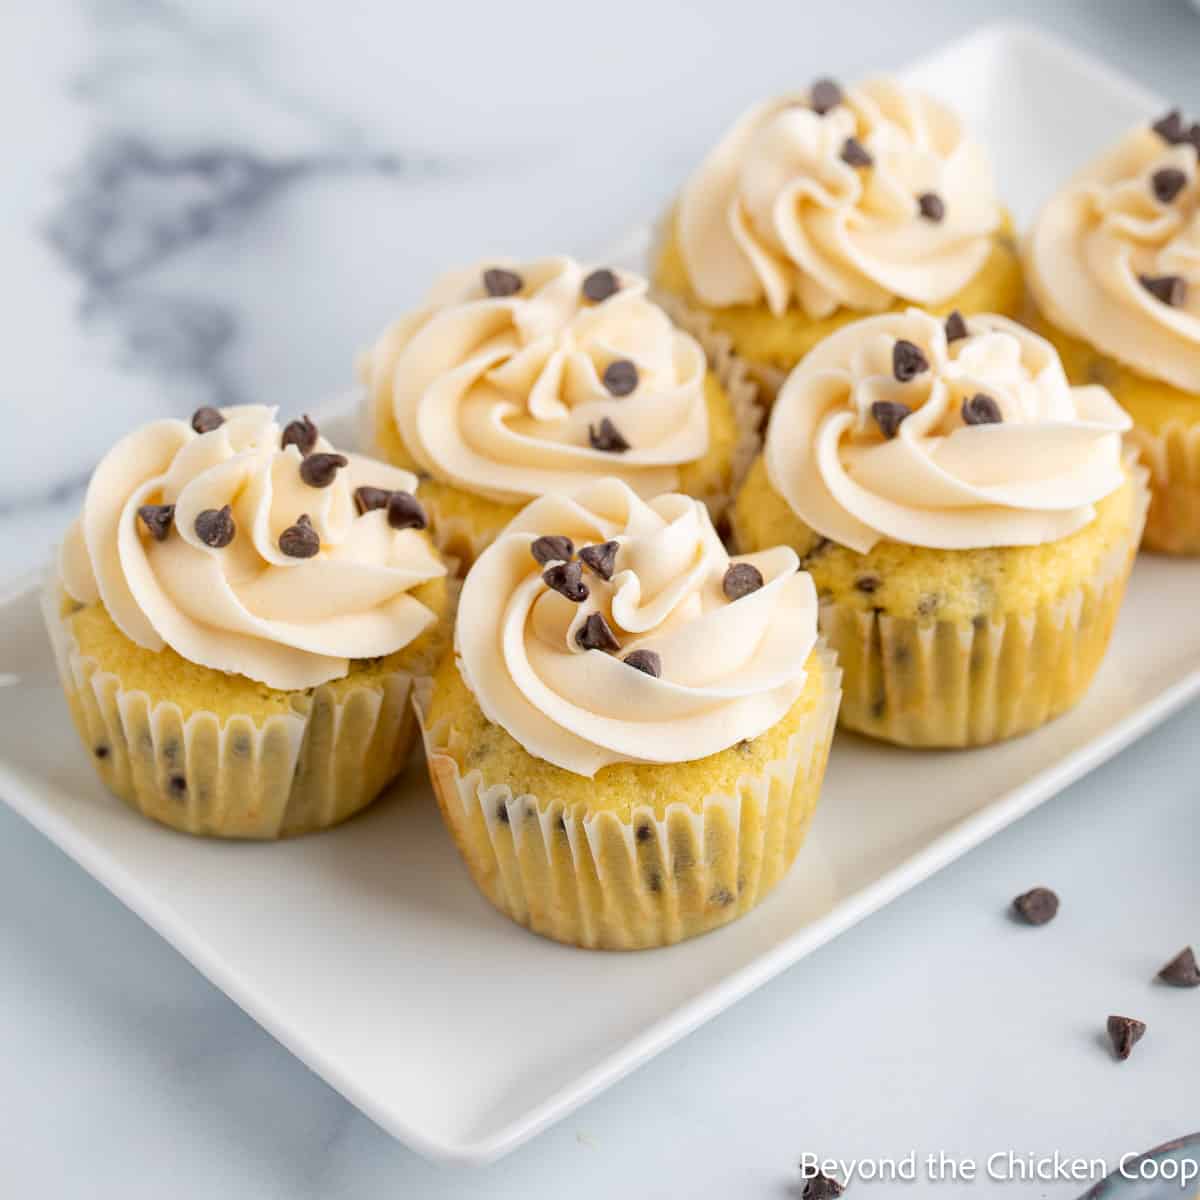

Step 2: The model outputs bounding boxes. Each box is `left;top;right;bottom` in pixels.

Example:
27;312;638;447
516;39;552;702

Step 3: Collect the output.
1128;421;1200;555
415;642;840;951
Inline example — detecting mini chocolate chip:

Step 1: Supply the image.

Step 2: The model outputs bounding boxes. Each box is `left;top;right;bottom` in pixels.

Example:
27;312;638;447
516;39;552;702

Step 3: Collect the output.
93;745;109;759
802;1170;845;1200
556;814;567;834
840;136;872;167
589;417;631;453
1140;273;1188;307
602;358;638;396
194;505;235;548
530;534;575;565
623;649;662;678
168;773;187;795
962;392;1003;425
386;490;428;530
810;77;843;115
871;400;912;438
710;887;735;908
582;267;620;302
944;309;968;342
496;802;510;825
299;452;348;488
579;540;619;580
917;593;941;617
191;406;224;434
543;560;589;602
635;822;654;843
1107;1015;1146;1061
1188;123;1200;156
137;504;175;542
1152;109;1187;144
1012;886;1059;925
917;191;945;221
1152;166;1188;204
854;574;881;594
483;267;522;297
892;338;929;382
576;612;620;653
281;414;318;455
1158;946;1200;987
723;562;764;601
353;486;391;515
279;514;320;558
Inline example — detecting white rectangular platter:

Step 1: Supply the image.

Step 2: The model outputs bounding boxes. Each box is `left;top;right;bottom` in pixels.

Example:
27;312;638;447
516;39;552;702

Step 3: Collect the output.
1;24;1196;1167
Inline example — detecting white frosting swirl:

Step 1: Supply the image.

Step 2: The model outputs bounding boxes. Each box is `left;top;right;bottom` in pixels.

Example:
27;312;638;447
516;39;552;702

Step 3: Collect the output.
1028;123;1200;391
455;478;818;777
765;310;1131;553
60;405;446;691
677;77;1001;319
360;256;710;503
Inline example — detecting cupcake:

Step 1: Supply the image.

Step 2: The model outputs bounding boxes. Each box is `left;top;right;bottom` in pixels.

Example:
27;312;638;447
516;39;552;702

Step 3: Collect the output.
43;404;450;839
653;76;1023;401
359;255;758;568
417;478;839;950
733;309;1147;748
1026;108;1200;554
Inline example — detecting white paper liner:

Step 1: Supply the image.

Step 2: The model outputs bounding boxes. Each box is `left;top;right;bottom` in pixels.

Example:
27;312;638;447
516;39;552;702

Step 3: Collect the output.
1128;420;1200;554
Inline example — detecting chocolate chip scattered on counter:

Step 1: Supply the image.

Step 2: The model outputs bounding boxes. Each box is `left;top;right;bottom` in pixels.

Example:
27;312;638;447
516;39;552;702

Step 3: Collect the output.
194;505;236;548
1152;166;1188;204
299;452;349;488
944;309;968;342
810;77;843;115
353;485;391;515
137;503;175;542
854;575;881;594
892;339;929;382
530;534;575;565
576;612;620;653
802;1170;845;1199
582;267;620;302
191;406;224;434
840;136;873;167
589;417;631;453
1107;1015;1146;1061
723;562;764;601
1152;109;1187;144
602;358;639;397
543;560;589;602
281;414;319;456
962;392;1004;425
579;540;619;580
483;267;522;297
871;400;912;439
1012;886;1059;925
386;490;428;531
917;191;945;222
1157;946;1200;987
279;514;320;558
1139;273;1188;307
624;649;662;677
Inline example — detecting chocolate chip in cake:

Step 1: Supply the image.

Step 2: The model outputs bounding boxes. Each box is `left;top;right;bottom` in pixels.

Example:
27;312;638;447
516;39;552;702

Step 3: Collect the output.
944;309;968;343
602;358;639;397
1140;273;1188;307
635;820;654;842
917;191;945;222
1107;1015;1146;1061
281;414;319;456
137;504;175;542
893;338;929;382
589;417;631;453
624;649;662;677
530;534;575;565
962;392;1004;426
386;490;428;530
194;505;236;548
1152;109;1187;144
168;772;187;795
496;801;510;825
1152;166;1188;204
576;611;620;653
483;267;523;297
93;744;109;759
579;540;619;581
543;560;589;602
723;562;764;601
810;77;843;115
1157;946;1200;988
279;513;320;558
582;267;620;302
917;592;941;617
299;452;349;488
840;136;873;168
854;574;881;594
353;485;391;515
871;400;912;439
802;1170;845;1199
191;406;224;434
1012;886;1059;926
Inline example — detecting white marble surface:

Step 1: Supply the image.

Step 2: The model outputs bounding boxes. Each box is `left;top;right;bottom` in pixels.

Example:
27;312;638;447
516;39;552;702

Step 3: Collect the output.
3;2;1200;1196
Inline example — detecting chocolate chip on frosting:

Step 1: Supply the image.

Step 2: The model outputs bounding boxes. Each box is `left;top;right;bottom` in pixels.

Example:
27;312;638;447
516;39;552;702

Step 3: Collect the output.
543;560;589;602
279;513;320;558
483;267;522;297
1107;1015;1146;1062
810;77;843;115
1152;109;1188;145
576;612;620;652
191;406;224;434
722;562;764;601
281;414;319;456
530;534;575;565
1152;166;1188;204
582;268;620;302
840;136;873;168
1139;273;1188;307
944;309;968;343
623;649;662;677
917;190;945;222
1012;886;1058;925
137;503;175;542
579;540;619;580
892;339;929;382
871;400;912;439
589;417;631;453
602;359;639;397
1157;946;1200;987
962;392;1003;426
194;505;236;548
299;452;349;488
386;490;428;530
353;485;391;515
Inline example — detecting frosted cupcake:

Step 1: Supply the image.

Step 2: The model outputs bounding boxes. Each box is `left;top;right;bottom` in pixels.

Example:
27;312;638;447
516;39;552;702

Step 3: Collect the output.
418;478;840;950
733;309;1147;748
359;256;758;568
43;404;450;839
653;76;1022;400
1026;109;1200;553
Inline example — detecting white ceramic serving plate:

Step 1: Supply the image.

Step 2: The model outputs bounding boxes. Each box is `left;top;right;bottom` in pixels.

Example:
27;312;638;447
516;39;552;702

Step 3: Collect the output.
1;24;1196;1168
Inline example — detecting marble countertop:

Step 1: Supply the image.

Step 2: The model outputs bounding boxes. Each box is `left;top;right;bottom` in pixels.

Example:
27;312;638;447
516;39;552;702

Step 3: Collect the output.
3;2;1200;1197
